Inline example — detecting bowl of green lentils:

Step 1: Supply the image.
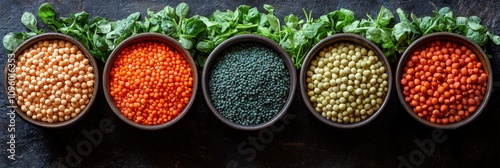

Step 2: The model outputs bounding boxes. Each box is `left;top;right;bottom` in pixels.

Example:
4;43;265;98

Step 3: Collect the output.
300;33;392;128
201;34;297;131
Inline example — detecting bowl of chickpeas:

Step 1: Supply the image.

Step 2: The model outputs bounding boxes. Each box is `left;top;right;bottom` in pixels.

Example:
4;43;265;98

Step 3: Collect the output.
396;32;492;129
300;33;392;128
4;33;99;128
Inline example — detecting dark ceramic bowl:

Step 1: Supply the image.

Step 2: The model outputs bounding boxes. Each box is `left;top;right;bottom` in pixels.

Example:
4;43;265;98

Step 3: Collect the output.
201;34;297;131
300;33;393;128
396;32;493;129
103;33;198;130
3;33;99;128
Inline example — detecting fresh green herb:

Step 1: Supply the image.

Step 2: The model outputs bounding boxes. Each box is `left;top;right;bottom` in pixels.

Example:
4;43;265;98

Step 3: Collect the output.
393;7;500;58
21;12;43;34
2;32;37;51
4;3;500;67
193;4;280;66
3;11;44;51
38;3;63;31
343;6;397;61
145;2;207;63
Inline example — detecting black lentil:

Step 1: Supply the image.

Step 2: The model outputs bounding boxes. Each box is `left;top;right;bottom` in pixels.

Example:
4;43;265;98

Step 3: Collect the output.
209;43;290;126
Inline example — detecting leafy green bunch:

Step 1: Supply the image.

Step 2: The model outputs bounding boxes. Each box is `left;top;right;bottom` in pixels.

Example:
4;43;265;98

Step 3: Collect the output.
343;6;396;61
3;3;500;69
192;4;281;66
144;3;206;53
392;7;500;58
3;12;43;52
279;8;357;68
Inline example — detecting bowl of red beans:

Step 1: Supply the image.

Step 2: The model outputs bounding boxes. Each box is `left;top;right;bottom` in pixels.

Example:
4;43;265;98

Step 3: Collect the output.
103;33;198;130
396;32;493;129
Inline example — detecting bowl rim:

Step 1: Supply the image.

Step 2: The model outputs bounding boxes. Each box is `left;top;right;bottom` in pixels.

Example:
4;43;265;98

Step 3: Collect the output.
201;34;297;131
395;32;493;129
102;32;198;130
3;32;100;128
299;33;393;128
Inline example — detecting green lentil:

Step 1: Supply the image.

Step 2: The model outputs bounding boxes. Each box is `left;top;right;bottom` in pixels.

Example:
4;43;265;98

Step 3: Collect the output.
209;43;290;126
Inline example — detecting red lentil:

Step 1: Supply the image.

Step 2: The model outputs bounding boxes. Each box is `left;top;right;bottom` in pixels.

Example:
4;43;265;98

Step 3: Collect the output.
109;42;193;125
401;40;487;124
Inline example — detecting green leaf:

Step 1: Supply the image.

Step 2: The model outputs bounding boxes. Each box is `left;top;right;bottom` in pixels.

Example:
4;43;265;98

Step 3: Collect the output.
303;23;318;38
235;23;258;29
488;34;500;45
418;16;434;33
334;9;356;31
98;22;112;34
293;31;307;46
38;3;56;25
179;36;193;49
263;4;274;14
196;40;215;53
106;31;120;39
58;16;72;25
396;8;410;23
234;5;249;21
393;22;411;42
366;27;383;44
149;25;160;32
196;55;207;67
468;16;481;24
259;13;268;27
245;7;260;23
284;14;299;28
74;11;89;24
3;32;35;51
466;29;487;46
314;31;327;43
184;18;206;36
127;12;141;21
164;6;175;17
176;2;189;19
21;12;38;32
455;16;467;25
342;20;361;33
257;26;272;37
375;6;394;27
468;22;485;31
160;20;176;35
267;14;280;32
437;7;452;18
93;34;109;51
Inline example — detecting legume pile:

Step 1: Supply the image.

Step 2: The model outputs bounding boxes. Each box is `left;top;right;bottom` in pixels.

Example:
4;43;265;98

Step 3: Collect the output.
306;42;388;124
401;40;487;124
15;40;95;123
109;42;194;125
208;43;290;126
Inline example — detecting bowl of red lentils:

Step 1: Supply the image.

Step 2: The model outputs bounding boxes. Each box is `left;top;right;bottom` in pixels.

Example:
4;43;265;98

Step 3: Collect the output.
103;33;197;130
4;33;99;128
396;32;493;129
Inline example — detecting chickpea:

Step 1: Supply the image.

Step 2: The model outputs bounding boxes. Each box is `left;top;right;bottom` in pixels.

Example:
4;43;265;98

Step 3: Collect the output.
14;39;94;123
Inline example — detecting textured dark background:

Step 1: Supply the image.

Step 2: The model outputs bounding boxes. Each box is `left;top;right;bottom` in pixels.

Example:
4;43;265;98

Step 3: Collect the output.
1;0;500;167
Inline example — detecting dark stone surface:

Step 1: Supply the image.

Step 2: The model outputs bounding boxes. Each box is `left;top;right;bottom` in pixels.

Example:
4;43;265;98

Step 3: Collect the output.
1;0;500;167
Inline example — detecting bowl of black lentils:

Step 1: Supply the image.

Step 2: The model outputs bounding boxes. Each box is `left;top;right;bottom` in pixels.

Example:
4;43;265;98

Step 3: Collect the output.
300;33;392;128
201;34;297;131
